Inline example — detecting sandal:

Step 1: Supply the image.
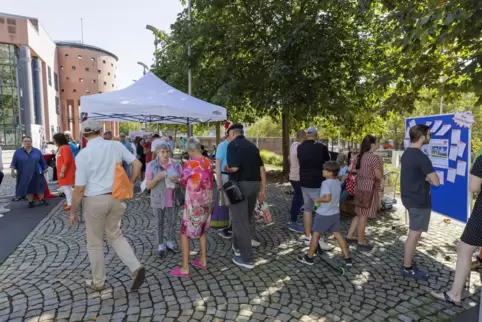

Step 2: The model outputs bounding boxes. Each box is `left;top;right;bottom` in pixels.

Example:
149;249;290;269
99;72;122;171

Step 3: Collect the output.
170;267;190;278
430;291;462;307
192;258;208;270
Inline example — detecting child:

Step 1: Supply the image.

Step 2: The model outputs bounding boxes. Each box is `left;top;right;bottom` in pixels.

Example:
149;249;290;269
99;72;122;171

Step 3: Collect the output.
297;161;353;266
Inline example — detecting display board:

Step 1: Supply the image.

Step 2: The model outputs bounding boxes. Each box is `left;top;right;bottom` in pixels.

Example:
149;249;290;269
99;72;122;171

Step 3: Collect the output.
405;114;472;223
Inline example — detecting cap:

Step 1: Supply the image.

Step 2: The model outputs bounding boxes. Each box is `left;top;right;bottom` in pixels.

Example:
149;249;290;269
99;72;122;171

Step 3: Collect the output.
81;119;103;134
306;126;318;136
227;123;243;132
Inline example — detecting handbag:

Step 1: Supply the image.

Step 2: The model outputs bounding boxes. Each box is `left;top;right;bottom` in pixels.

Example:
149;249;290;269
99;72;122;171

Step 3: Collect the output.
211;192;230;228
346;160;357;196
255;200;273;223
174;185;185;207
223;180;245;204
353;177;375;209
112;163;133;200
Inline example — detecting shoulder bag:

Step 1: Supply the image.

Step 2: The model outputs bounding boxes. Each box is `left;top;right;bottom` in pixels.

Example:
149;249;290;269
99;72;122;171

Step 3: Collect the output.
222;142;245;204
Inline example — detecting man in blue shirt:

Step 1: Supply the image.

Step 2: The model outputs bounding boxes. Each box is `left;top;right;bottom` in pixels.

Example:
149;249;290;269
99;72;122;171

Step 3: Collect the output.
215;132;232;239
120;133;134;178
64;131;79;157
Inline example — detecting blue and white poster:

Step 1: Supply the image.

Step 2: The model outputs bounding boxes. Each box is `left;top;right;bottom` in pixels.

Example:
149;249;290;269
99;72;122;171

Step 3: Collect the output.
405;113;473;223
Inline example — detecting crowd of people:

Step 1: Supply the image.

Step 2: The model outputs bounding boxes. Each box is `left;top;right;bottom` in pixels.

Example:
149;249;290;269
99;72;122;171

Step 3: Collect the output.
5;120;482;308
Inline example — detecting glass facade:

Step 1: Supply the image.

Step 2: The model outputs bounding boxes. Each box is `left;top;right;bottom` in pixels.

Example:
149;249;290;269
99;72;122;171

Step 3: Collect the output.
0;44;22;149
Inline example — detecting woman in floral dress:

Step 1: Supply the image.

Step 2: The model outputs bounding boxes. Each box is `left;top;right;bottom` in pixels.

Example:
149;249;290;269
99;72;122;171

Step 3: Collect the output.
171;137;214;277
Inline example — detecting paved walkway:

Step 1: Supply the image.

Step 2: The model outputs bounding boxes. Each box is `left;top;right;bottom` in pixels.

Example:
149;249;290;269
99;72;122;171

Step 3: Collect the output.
0;182;480;322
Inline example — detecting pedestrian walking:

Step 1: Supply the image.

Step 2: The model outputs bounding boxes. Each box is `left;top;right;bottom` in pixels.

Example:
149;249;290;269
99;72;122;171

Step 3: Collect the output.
70;120;145;291
53;133;75;211
287;129;306;232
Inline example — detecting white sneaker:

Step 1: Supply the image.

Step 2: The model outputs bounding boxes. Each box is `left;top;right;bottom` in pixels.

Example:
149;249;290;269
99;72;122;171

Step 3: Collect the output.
304;235;312;246
318;239;334;251
0;208;10;214
251;239;260;247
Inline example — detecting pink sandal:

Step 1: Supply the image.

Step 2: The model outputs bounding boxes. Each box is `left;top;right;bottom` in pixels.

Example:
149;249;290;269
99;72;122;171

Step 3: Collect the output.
192;258;208;270
170;267;190;278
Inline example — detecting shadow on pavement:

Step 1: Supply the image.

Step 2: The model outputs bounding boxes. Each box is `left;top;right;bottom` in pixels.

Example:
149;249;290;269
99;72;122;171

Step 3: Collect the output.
452;306;478;321
0;197;61;264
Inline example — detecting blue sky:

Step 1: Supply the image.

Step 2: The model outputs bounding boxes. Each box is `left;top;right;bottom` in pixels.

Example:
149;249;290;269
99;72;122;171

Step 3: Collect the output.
3;0;183;89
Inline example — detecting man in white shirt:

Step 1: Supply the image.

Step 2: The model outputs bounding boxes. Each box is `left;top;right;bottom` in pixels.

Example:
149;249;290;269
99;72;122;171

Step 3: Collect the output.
287;130;306;232
70;120;145;292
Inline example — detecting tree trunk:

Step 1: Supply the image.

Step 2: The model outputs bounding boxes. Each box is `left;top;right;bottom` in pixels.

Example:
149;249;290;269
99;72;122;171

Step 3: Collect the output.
281;105;290;174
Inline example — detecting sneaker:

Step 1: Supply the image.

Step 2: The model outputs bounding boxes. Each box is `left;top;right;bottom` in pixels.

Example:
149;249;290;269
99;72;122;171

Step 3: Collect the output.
297;254;314;266
251;239;260;247
400;266;428;280
232;256;254;269
218;228;233;239
130;266;146;291
287;223;304;233
344;258;353;267
231;244;240;257
85;279;104;291
0;208;10;214
357;243;374;252
304;235;312;246
39;199;49;206
318;239;334;251
28;201;35;208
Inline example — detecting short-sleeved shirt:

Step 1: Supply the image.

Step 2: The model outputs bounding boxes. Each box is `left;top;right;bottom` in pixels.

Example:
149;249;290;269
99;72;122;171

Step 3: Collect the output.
315;178;342;216
75;137;136;196
68;141;79;157
215;140;229;173
400;147;435;209
298;140;331;188
227;135;264;181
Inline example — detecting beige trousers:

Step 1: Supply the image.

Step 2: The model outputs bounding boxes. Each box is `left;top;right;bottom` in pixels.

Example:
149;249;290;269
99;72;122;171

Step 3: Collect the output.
83;194;141;286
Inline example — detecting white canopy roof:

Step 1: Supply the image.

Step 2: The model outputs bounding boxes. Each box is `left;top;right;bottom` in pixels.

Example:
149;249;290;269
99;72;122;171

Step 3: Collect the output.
80;72;227;124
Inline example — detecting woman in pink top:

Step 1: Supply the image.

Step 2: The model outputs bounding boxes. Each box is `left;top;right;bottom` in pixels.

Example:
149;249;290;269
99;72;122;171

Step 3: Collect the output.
287;130;306;232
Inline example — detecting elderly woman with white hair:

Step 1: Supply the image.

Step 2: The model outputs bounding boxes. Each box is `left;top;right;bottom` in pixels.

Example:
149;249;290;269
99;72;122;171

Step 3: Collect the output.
63;131;79;157
171;137;214;277
146;142;183;258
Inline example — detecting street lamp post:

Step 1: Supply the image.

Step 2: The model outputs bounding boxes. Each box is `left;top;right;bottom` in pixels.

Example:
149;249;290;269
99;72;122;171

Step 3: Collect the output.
137;62;149;75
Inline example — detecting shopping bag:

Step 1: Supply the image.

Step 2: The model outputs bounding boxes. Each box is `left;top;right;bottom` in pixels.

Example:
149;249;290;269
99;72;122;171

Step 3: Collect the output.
211;192;230;228
255;200;273;224
112;163;133;200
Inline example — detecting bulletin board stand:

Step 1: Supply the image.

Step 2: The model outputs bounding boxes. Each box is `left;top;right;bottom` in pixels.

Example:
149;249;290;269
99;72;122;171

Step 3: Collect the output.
405;114;472;223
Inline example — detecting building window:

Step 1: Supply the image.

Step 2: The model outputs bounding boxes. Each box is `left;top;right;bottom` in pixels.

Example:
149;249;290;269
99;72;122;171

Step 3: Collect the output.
55;97;60;115
112;84;114;88
54;72;58;91
79;78;83;82
77;55;82;59
111;63;113;67
103;60;106;64
99;91;102;94
61;89;64;92
85;67;89;72
73;89;77;93
60;66;64;70
91;57;95;61
98;70;101;73
47;66;52;86
65;53;69;57
104;82;107;85
72;66;76;70
108;72;110;76
92;80;96;83
66;77;70;80
86;90;90;94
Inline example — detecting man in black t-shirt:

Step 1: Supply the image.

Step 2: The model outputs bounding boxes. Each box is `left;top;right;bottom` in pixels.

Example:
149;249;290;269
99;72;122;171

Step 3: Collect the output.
226;124;266;270
400;124;440;280
297;126;332;250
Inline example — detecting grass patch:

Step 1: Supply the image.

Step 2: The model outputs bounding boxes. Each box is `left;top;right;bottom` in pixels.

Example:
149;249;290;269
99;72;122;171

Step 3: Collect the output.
260;149;283;168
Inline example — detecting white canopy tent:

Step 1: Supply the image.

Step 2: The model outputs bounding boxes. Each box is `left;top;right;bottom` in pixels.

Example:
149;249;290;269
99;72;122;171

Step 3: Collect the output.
80;72;227;125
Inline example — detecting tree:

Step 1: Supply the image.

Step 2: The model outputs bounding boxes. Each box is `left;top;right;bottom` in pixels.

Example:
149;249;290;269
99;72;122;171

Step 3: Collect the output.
248;116;282;137
153;0;388;173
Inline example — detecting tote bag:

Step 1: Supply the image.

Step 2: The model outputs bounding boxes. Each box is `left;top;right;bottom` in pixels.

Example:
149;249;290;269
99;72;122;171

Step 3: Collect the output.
112;146;133;200
211;192;230;228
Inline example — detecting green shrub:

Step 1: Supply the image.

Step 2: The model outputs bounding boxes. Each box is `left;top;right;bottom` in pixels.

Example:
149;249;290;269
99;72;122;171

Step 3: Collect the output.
260;149;283;168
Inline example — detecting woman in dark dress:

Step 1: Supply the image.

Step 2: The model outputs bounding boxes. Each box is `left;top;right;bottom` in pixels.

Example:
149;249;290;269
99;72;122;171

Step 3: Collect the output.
10;136;49;208
431;155;482;306
135;137;146;180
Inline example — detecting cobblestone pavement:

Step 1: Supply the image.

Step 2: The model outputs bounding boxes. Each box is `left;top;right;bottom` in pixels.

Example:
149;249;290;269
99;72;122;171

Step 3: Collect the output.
0;182;480;322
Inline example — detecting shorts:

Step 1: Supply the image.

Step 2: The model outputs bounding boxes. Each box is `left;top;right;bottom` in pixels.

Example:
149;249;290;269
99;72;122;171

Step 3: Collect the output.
301;187;320;213
408;208;431;232
312;214;341;233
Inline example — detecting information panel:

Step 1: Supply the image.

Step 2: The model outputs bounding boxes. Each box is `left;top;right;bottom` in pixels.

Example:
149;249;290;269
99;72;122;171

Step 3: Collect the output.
405;114;472;223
